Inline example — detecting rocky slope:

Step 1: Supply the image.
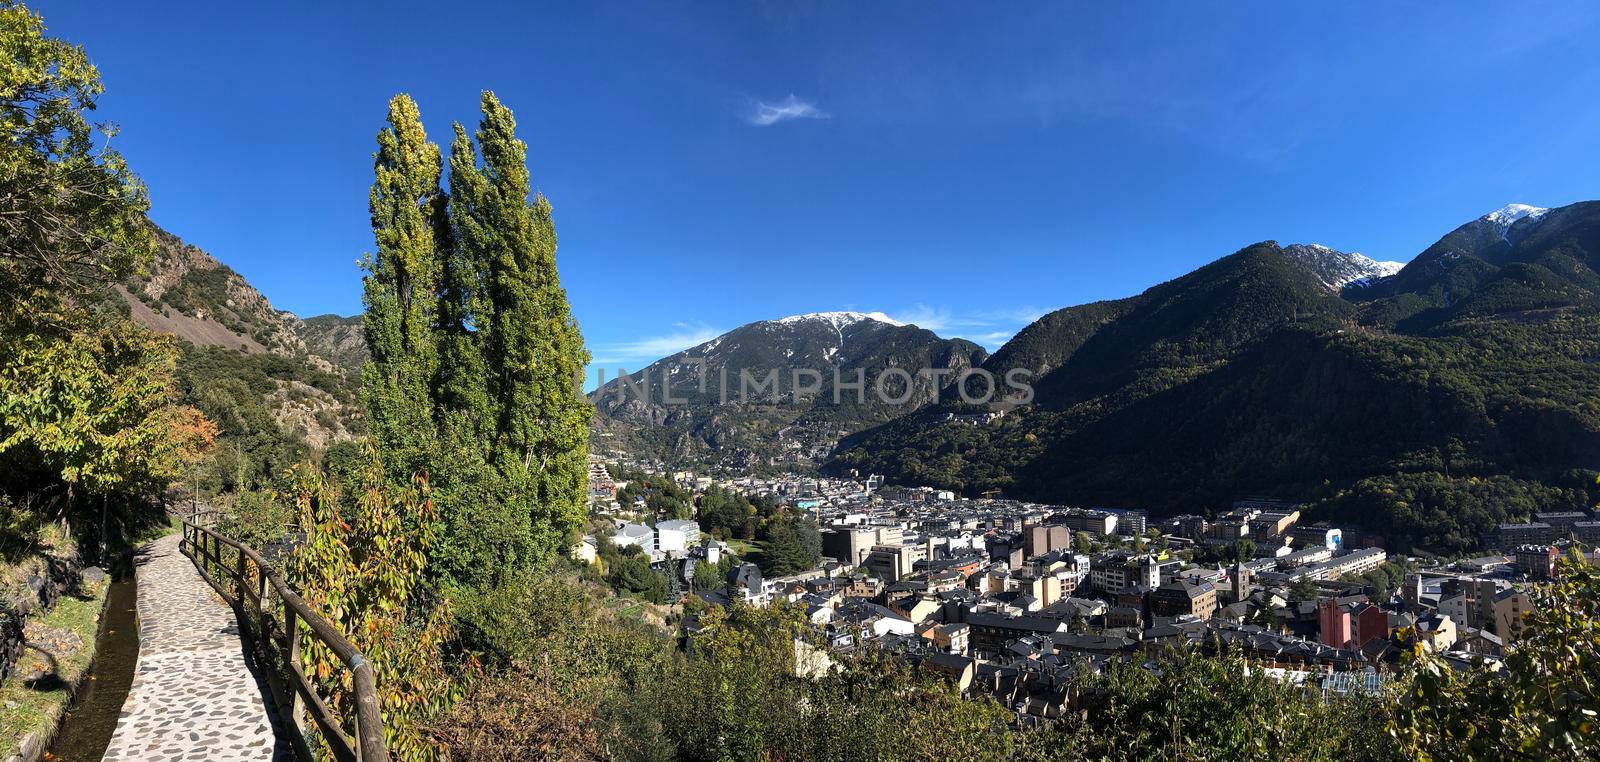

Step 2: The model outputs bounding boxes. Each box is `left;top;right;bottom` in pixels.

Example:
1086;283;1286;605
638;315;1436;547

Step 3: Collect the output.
119;225;363;453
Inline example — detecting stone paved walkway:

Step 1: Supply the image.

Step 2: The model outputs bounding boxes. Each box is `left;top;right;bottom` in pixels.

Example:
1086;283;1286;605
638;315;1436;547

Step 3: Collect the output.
103;533;289;761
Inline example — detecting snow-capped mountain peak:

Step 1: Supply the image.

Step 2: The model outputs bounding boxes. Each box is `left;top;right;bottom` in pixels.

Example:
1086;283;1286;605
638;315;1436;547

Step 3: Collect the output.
1483;203;1549;230
1281;243;1406;291
771;311;906;329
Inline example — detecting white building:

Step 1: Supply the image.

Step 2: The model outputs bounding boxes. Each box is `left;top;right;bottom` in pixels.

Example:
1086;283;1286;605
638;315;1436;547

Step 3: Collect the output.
614;522;655;554
655;519;702;554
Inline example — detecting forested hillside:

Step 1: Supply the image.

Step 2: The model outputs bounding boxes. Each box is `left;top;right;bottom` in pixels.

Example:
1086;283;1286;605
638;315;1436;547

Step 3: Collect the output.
591;312;986;471
831;205;1600;552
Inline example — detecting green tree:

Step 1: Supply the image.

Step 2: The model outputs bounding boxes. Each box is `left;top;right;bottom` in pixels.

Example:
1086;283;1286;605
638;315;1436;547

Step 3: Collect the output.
0;0;153;325
759;516;821;576
1290;576;1320;602
1234;537;1257;562
360;94;445;483
607;549;669;603
1073;530;1094;554
1387;556;1600;760
358;91;595;587
1;323;214;499
697;486;752;538
459;91;592;563
1018;646;1394;760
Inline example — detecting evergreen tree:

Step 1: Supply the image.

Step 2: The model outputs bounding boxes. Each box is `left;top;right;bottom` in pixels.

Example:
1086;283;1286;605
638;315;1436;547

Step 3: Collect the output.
360;94;446;482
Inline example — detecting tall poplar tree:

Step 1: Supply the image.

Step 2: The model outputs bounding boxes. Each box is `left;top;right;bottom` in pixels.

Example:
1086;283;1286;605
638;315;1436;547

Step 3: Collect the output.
436;124;492;434
431;121;531;586
359;91;592;585
361;95;446;481
465;92;592;561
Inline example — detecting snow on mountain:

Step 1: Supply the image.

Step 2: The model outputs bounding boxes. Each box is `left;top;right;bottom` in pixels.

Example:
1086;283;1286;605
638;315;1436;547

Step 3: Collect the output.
1483;203;1549;229
771;311;906;329
1281;243;1407;291
1480;203;1550;244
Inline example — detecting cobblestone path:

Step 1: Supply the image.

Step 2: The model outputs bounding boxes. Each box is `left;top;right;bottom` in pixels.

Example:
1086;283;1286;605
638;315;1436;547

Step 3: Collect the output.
102;533;289;761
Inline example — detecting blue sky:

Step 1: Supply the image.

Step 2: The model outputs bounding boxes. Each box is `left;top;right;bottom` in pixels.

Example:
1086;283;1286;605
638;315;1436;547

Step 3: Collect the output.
40;1;1600;371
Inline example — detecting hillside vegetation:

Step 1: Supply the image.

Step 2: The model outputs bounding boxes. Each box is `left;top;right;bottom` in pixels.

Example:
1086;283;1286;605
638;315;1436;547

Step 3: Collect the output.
591;313;986;471
832;206;1600;552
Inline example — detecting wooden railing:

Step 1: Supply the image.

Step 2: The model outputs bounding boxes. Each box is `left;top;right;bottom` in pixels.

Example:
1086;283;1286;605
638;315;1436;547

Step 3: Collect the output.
180;513;388;762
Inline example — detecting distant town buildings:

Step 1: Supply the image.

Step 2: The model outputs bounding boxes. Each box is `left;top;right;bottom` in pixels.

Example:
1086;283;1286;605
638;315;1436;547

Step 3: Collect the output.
585;458;1572;726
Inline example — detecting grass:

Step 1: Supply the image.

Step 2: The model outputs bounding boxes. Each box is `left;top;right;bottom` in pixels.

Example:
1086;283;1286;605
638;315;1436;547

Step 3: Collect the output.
726;539;764;557
0;582;110;754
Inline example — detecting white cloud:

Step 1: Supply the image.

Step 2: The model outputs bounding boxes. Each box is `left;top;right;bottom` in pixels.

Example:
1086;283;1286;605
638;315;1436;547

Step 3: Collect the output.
887;304;956;331
881;303;1051;350
745;94;829;126
592;322;723;366
973;331;1019;348
885;303;1047;340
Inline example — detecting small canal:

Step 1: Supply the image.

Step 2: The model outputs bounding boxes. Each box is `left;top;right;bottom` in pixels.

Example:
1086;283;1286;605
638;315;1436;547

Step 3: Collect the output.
48;566;139;762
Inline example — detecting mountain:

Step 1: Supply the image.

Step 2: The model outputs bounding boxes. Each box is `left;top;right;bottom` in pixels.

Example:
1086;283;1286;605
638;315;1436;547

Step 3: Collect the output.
591;311;986;470
829;203;1600;553
1279;243;1404;291
299;314;368;372
116;225;365;476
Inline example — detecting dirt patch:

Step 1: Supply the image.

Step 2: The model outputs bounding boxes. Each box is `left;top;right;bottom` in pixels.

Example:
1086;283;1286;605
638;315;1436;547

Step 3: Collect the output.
118;286;265;353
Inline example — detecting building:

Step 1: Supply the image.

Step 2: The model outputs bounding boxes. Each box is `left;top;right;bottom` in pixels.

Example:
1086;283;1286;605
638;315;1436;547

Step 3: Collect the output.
573;536;599;564
1206;517;1249;542
966;612;1067;657
985;536;1025;569
1250;511;1300;542
1513;545;1559;581
1575;521;1600;544
863;544;917;582
1402;572;1424;609
1497;522;1555;548
1319;599;1352;649
587;462;616;502
1437;577;1530;640
1109;510;1147;536
1291;548;1386;581
1059;509;1118;537
1149;580;1218;619
1353;603;1390;648
1232;497;1302;514
1167;514;1208;539
1277;545;1334;570
1014;572;1063;607
1229;562;1253;602
1023;524;1071;557
727;563;768;605
1534;511;1589;534
822;525;903;566
1490;589;1532;642
1290;525;1343;552
1105;606;1143;630
924;622;970;655
613;522;655;554
655;519;702;555
1090;554;1160;595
